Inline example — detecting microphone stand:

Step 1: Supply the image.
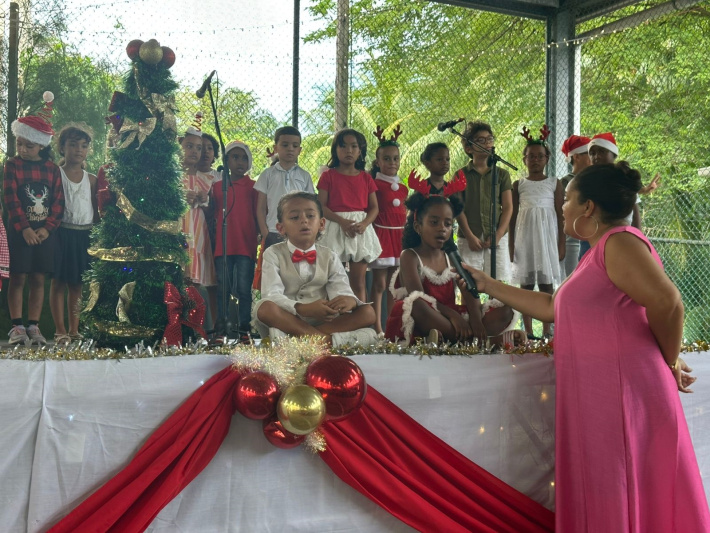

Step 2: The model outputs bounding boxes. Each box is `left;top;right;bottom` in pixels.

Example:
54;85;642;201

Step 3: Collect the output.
443;126;517;280
204;82;237;339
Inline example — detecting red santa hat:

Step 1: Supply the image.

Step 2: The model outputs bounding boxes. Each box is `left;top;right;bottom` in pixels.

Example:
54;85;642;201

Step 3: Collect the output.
560;134;591;163
11;91;55;147
588;132;618;156
224;140;253;173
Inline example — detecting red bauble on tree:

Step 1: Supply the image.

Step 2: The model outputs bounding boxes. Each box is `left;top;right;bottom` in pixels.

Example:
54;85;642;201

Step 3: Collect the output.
126;39;144;60
161;47;176;69
305;356;367;421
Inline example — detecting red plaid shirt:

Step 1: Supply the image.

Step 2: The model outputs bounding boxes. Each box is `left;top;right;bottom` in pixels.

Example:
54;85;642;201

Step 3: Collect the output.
3;157;64;232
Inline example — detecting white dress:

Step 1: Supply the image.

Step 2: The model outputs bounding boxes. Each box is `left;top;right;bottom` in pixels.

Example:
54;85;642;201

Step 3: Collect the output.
512;176;561;286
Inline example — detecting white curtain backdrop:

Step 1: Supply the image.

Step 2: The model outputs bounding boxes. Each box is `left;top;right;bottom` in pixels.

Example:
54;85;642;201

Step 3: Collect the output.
1;352;708;532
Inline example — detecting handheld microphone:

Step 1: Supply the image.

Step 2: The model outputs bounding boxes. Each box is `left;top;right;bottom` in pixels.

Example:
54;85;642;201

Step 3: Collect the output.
195;70;216;99
437;118;465;132
443;241;479;298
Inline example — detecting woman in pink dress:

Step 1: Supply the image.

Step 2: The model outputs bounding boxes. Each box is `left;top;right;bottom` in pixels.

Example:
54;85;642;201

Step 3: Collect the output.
464;161;709;532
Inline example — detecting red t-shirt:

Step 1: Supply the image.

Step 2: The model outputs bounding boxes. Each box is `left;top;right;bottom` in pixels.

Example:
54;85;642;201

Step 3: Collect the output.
316;169;377;212
211;176;258;260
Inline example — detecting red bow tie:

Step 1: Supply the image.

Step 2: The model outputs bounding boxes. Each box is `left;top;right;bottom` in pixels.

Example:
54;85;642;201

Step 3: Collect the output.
292;249;317;264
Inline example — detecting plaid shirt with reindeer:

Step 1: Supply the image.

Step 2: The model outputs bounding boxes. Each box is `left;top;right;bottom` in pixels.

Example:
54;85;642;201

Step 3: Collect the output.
3;157;64;232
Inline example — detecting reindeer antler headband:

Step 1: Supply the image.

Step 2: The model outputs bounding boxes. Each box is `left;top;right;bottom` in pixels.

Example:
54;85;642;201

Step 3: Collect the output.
373;124;403;147
521;124;551;146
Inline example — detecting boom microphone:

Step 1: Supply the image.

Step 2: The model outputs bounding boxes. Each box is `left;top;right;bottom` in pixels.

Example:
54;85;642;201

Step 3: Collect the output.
195;70;216;99
437;118;465;132
443;241;479;298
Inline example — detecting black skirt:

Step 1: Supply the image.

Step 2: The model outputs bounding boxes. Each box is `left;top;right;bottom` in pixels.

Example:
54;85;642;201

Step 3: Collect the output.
53;226;91;284
8;225;57;274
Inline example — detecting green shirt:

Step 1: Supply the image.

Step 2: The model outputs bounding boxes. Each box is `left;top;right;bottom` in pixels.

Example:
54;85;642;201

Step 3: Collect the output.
457;161;512;239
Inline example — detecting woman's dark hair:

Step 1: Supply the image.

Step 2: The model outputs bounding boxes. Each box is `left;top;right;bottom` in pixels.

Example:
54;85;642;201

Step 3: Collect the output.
201;133;219;159
328;129;367;170
276;191;323;222
420;142;448;164
369;143;400;179
401;192;464;249
572;161;642;223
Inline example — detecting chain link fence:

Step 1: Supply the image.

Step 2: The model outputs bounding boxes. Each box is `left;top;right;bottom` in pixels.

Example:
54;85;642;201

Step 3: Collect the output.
1;0;708;338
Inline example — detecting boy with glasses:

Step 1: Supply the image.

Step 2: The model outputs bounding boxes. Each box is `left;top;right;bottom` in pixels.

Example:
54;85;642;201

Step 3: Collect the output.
454;121;513;282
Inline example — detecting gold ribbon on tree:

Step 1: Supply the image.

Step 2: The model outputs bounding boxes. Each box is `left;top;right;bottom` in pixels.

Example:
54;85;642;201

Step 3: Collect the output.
84;282;101;313
116;190;181;235
88;246;186;265
119;117;157;149
145;93;178;134
116;282;137;323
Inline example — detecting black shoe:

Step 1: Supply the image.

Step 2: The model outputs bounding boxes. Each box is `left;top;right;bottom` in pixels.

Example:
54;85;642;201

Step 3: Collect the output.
238;333;252;345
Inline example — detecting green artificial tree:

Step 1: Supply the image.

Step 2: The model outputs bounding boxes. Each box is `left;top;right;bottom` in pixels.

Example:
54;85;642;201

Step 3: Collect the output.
81;39;190;347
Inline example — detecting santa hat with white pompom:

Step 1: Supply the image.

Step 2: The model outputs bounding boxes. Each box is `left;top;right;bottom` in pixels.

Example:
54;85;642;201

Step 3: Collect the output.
11;91;55;147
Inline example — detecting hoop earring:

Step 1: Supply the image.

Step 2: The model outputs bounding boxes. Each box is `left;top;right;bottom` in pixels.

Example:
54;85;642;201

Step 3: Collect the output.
573;215;599;240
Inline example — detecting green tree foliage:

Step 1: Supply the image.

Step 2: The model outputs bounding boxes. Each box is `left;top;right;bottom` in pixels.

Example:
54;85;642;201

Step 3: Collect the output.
81;57;188;347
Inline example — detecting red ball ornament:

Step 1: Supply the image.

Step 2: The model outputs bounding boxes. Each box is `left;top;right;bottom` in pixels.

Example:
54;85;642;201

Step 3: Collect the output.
160;47;176;68
262;415;305;449
234;371;280;420
126;39;144;60
305;356;367;421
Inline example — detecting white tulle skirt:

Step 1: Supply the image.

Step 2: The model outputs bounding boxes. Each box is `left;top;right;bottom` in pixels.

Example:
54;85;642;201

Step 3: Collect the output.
512;206;561;286
321;211;382;263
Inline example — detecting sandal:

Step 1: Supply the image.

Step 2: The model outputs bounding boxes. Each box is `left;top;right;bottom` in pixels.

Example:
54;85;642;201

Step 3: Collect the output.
70;333;84;341
54;333;71;345
427;329;442;345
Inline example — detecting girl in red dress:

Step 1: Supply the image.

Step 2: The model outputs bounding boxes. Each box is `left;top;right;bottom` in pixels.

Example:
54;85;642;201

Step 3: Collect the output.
369;125;408;333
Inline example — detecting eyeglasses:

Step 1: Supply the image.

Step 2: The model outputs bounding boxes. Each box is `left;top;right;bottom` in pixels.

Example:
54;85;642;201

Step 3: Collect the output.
524;154;548;160
473;136;495;144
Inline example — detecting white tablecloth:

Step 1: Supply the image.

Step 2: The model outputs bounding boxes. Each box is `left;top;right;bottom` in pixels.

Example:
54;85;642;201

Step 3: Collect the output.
2;352;708;532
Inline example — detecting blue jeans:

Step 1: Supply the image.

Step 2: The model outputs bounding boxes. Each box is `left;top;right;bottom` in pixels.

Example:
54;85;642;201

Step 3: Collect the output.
215;255;254;333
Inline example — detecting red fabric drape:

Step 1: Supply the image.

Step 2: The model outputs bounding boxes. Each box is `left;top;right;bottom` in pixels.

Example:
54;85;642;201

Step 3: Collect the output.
49;366;242;533
320;387;555;533
50;368;553;532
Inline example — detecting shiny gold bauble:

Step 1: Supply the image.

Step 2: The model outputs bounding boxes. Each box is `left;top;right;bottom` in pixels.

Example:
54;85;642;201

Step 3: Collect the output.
276;385;326;435
139;39;163;65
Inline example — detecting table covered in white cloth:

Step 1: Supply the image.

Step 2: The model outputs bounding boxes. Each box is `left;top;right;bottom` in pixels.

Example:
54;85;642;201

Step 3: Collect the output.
2;352;708;532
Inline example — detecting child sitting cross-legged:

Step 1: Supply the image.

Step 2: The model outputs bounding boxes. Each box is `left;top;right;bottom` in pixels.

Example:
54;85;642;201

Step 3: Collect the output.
252;191;378;347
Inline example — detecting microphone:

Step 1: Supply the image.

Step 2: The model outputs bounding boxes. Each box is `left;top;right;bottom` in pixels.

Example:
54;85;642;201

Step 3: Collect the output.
195;70;216;99
437;118;465;132
443;241;479;298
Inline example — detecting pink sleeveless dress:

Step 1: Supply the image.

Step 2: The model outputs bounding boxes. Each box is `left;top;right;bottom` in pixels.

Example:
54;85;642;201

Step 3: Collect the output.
554;226;709;532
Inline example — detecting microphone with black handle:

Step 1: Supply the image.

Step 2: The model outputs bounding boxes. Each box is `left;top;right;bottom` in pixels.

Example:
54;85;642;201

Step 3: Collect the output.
437;117;465;132
195;70;216;99
443;240;479;298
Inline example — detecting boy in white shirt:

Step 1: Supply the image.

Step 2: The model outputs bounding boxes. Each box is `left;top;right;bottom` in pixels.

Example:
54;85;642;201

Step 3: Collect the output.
255;126;315;250
253;192;377;346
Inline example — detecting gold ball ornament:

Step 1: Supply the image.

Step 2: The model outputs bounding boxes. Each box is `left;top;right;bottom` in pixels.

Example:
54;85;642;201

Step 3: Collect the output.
277;385;326;435
139;39;163;65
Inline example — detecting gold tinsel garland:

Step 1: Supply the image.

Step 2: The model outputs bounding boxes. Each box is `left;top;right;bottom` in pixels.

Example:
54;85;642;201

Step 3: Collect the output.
2;337;707;363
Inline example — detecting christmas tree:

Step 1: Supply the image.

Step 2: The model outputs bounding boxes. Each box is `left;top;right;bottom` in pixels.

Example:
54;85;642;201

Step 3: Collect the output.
82;39;191;347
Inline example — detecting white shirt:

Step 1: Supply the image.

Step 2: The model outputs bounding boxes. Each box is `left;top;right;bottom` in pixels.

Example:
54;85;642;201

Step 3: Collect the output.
254;163;314;233
60;168;94;226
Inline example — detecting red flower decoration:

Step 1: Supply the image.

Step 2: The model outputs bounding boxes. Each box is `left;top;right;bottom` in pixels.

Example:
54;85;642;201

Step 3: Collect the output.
163;282;207;346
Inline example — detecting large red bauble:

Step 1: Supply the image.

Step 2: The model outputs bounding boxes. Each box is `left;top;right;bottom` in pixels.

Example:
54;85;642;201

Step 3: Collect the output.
304;356;367;421
262;415;305;449
161;47;176;68
126;39;143;60
234;371;280;420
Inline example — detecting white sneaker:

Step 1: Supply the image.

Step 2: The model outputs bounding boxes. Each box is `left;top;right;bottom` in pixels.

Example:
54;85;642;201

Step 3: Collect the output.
27;324;47;345
332;328;379;348
8;325;29;344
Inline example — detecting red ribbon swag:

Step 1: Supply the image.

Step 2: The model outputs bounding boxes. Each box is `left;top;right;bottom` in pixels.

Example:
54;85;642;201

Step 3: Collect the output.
163;281;206;345
49;365;554;532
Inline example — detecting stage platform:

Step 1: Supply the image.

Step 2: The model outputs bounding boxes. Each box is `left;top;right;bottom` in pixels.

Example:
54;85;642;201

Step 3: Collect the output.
2;352;708;532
